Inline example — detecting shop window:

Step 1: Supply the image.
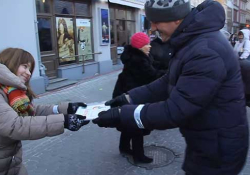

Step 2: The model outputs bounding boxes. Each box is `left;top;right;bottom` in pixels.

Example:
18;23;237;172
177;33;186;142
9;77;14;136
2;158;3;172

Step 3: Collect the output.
75;3;90;16
116;9;126;19
37;18;53;52
76;19;93;61
56;17;76;64
36;0;51;13
110;20;115;45
117;20;126;46
126;10;134;20
109;8;115;20
55;0;73;15
126;21;135;44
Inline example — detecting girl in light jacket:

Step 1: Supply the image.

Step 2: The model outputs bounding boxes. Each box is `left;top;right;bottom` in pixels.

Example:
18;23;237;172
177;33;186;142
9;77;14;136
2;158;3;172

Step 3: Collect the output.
0;48;89;175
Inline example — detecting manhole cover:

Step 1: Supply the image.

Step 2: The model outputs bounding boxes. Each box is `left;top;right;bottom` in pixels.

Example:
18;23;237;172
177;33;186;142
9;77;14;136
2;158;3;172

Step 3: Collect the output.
125;145;175;170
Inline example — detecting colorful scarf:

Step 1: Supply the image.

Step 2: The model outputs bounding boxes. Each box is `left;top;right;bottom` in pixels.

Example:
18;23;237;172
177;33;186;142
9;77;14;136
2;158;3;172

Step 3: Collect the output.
0;84;35;116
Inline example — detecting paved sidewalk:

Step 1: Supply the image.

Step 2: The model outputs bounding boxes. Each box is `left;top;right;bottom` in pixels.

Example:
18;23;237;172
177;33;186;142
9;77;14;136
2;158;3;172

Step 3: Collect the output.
23;71;250;175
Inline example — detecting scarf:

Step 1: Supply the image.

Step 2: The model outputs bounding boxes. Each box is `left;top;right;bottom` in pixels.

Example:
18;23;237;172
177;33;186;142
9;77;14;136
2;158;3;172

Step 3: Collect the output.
0;84;35;116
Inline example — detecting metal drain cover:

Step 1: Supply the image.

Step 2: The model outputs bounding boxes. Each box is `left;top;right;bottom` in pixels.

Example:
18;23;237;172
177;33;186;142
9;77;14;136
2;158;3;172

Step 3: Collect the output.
126;145;175;170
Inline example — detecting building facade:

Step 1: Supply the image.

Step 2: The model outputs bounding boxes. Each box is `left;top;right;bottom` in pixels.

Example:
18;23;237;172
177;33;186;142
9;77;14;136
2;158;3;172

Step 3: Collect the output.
3;0;248;95
0;0;146;94
225;0;250;34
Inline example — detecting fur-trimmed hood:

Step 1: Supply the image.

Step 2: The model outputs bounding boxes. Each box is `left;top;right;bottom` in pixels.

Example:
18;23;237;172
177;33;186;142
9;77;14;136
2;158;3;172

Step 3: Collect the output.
0;64;26;90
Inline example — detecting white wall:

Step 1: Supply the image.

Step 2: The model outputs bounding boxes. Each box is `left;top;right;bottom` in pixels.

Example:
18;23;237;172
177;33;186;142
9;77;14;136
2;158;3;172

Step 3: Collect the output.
109;0;145;9
191;0;205;7
0;0;40;78
92;1;111;62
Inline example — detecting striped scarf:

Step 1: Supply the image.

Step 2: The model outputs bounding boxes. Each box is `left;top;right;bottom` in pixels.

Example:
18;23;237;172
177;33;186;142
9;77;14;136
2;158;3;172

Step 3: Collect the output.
0;84;35;116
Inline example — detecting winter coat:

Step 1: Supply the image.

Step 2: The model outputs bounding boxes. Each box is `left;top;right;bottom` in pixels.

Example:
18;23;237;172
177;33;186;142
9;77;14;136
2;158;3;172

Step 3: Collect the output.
233;29;250;59
239;59;250;94
120;1;249;175
113;45;165;98
150;37;171;70
241;28;250;40
0;64;67;175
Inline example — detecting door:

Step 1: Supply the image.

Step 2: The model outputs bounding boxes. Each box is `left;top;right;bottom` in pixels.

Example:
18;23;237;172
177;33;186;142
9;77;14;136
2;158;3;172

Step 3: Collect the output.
37;16;58;78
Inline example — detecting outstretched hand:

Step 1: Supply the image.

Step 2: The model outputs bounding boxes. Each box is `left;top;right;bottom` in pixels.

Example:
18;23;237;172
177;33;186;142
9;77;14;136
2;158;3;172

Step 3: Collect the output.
105;94;129;108
92;107;121;128
67;102;87;114
64;114;90;131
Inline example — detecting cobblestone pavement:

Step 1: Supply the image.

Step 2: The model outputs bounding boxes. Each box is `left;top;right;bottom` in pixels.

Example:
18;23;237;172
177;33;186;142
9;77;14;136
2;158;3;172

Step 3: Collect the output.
22;71;250;175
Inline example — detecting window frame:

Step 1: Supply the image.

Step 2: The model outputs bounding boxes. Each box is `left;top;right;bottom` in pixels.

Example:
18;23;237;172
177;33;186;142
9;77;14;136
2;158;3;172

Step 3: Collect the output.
109;4;136;47
36;0;56;56
54;0;94;64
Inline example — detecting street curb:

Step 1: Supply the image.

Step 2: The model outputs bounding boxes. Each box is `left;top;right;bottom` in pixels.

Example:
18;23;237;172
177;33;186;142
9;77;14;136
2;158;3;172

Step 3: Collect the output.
37;69;122;97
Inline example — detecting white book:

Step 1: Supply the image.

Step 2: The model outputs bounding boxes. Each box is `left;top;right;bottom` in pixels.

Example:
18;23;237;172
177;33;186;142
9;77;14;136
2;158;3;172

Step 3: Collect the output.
75;102;110;120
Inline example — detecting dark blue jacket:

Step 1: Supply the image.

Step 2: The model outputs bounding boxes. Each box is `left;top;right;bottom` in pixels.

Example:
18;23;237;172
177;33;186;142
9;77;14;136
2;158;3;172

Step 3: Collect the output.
120;1;249;174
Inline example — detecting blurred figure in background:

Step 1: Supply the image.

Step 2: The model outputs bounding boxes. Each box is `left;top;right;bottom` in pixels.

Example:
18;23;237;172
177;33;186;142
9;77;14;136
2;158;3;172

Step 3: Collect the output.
233;30;250;59
234;30;250;107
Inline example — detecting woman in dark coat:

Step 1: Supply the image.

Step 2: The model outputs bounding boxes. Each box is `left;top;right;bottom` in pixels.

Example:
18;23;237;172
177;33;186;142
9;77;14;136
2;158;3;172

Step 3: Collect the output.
113;32;165;163
150;37;171;70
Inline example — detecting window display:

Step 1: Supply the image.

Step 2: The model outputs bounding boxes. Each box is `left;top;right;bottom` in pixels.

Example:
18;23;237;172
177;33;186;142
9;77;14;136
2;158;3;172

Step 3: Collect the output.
56;17;75;64
76;19;93;61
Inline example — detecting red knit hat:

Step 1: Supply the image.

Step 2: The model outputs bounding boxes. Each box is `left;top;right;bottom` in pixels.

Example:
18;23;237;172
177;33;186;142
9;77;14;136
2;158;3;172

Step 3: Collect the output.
131;32;150;49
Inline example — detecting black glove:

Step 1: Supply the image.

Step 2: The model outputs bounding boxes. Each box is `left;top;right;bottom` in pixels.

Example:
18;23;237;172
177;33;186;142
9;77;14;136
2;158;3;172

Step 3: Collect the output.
67;102;87;114
64;114;90;131
92;107;121;128
105;94;129;108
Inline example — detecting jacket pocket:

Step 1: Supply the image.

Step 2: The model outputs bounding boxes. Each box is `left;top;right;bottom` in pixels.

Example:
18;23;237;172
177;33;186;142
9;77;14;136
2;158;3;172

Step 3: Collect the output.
218;125;249;162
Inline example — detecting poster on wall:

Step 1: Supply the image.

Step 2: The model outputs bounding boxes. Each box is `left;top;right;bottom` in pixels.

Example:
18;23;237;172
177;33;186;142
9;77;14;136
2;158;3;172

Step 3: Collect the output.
140;14;145;32
56;17;75;64
76;19;93;61
100;8;110;45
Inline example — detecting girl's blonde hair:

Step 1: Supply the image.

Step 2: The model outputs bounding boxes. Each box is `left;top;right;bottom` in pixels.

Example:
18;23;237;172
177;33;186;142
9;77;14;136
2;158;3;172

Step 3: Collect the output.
0;48;36;100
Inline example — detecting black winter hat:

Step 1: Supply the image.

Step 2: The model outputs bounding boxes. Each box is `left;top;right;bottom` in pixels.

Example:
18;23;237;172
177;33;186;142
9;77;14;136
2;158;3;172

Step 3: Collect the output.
145;0;191;22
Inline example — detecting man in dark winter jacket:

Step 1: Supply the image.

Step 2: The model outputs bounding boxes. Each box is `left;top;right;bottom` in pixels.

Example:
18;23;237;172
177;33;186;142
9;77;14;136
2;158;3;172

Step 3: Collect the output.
93;0;249;174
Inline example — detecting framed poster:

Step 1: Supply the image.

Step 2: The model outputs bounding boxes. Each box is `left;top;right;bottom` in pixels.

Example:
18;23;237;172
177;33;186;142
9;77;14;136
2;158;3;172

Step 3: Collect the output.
100;8;110;45
56;17;75;64
140;14;145;32
76;19;93;61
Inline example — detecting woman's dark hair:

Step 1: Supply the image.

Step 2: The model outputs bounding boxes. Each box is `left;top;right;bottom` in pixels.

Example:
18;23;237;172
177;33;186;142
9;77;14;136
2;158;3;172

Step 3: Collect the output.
238;31;244;36
0;48;36;100
57;18;72;42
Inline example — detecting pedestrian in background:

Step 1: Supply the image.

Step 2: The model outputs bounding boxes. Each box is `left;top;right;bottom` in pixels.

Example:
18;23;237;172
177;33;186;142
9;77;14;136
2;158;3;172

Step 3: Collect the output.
113;32;165;163
234;30;250;107
0;48;89;175
233;30;250;59
241;27;250;40
93;0;249;174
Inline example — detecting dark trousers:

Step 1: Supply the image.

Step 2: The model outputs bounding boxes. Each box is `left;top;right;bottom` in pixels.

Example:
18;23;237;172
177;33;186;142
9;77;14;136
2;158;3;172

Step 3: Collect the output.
119;131;145;157
239;59;250;95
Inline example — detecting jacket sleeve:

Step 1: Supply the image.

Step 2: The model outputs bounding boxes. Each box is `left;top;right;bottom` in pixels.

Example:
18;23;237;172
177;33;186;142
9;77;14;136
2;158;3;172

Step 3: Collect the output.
34;102;69;116
121;48;227;130
130;56;166;83
128;73;170;104
0;95;65;140
240;40;250;59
